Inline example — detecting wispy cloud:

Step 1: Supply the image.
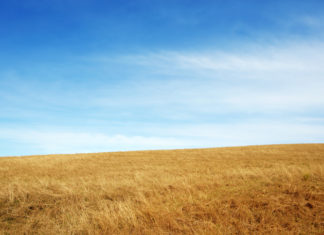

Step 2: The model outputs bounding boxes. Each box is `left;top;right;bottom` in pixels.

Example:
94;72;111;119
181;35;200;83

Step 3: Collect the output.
94;41;324;114
121;41;324;73
1;40;324;156
1;118;323;156
0;129;193;155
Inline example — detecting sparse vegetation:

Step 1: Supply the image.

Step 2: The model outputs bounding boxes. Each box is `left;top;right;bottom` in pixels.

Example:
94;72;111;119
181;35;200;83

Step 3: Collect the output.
0;144;323;234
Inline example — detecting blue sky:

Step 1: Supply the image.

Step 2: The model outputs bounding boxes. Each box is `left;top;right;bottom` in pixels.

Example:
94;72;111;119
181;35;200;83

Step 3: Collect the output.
1;0;324;156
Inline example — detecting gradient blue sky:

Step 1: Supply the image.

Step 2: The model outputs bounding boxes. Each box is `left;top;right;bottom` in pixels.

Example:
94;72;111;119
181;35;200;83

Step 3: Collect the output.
1;0;324;156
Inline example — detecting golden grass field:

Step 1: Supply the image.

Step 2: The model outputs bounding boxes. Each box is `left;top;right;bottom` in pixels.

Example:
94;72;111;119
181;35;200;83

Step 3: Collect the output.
0;144;323;234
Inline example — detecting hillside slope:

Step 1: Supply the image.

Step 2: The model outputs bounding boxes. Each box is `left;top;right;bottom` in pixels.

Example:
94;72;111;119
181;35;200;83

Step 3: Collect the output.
0;144;324;234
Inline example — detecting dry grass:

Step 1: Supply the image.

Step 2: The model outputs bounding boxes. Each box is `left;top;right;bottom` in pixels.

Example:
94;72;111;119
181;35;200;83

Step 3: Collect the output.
0;144;324;234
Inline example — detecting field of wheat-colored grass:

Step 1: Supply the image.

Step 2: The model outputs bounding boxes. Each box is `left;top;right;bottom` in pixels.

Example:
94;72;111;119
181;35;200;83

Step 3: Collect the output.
0;144;324;234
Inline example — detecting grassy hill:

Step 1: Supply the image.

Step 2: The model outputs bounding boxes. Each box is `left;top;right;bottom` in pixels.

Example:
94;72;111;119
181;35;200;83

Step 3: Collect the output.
0;144;323;234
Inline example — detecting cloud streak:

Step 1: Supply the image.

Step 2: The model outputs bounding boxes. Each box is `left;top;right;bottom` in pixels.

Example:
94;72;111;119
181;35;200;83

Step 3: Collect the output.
0;129;193;156
1;40;324;156
1;118;323;156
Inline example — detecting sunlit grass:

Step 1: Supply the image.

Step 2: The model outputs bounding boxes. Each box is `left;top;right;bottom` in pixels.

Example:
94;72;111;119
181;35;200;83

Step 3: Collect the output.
0;144;323;234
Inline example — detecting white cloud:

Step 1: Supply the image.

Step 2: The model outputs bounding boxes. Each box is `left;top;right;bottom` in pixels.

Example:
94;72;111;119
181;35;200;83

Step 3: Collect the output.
104;41;324;114
120;42;324;73
1;40;324;156
1;120;323;156
0;129;192;155
3;41;323;122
